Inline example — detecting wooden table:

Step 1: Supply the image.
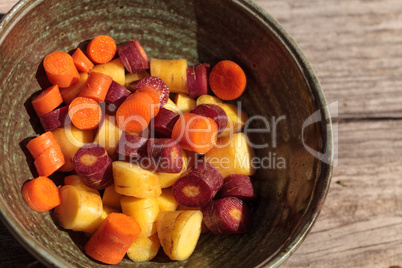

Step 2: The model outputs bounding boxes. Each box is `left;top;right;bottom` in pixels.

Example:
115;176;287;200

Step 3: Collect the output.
1;0;402;267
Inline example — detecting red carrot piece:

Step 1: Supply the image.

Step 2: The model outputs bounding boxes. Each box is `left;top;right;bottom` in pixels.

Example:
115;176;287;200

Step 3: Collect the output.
72;48;94;73
201;197;251;235
21;176;61;213
187;63;210;98
68;97;102;130
150;107;180;138
31;85;63;117
135;76;169;106
84;212;141;264
79;72;113;102
86;35;117;64
104;81;131;115
39;106;71;131
217;174;255;201
73;144;114;190
43;51;80;88
117;39;149;74
209;60;247;100
172;162;223;207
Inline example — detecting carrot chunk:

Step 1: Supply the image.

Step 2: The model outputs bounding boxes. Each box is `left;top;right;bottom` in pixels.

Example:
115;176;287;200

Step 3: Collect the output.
79;72;113;102
21;176;61;213
34;146;65;177
86;35;117;64
26;131;59;160
72;48;94;73
171;112;218;154
209;60;247;100
43;51;80;88
136;86;161;116
68;97;102;130
31;85;63;117
115;92;153;133
84;212;141;264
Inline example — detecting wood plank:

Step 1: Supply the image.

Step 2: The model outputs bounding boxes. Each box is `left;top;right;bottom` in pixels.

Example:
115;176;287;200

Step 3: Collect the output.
283;119;402;267
255;0;402;119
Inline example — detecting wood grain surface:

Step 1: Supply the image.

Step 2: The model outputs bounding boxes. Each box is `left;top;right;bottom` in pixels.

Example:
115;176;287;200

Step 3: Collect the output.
1;0;402;267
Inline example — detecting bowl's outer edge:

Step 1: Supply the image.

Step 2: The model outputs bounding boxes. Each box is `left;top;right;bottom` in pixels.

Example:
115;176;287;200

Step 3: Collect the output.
0;0;334;267
238;1;334;267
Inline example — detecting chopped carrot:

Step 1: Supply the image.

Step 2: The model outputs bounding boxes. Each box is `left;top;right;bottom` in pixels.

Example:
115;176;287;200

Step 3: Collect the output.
34;146;65;177
43;51;80;88
86;35;117;64
136;86;161;116
84;212;141;264
21;176;61;213
26;131;59;159
79;72;113;102
68;97;102;130
31;85;63;117
209;60;247;101
115;92;153;133
171;112;218;154
72;48;94;73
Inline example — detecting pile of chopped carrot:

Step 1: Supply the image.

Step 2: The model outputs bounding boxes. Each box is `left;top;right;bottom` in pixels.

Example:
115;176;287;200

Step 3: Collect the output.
22;34;254;265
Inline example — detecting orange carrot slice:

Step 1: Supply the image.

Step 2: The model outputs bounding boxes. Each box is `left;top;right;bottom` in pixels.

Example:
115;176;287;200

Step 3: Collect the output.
31;85;63;117
116;92;153;133
68;97;102;130
86;35;117;64
26;131;59;160
79;72;113;102
171;112;218;154
43;51;80;88
137;86;161;116
72;48;94;73
209;60;247;101
84;212;141;264
34;146;65;177
21;176;61;213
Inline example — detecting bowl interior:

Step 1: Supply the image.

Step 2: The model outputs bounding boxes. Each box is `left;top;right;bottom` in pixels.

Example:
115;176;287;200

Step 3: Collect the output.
0;0;332;267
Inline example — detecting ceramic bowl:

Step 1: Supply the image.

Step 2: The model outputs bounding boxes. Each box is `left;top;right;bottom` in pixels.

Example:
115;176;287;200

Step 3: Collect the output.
0;0;333;267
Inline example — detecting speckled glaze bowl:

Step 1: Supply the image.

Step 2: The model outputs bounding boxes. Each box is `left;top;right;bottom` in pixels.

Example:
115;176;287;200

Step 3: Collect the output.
0;0;333;267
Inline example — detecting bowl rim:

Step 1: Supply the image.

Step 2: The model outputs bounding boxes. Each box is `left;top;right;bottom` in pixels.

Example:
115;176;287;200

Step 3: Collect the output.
0;0;333;267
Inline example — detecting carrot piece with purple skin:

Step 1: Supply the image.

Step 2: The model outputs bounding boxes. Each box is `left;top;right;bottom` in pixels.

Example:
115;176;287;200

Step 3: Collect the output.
201;196;251;235
39;106;71;131
217;174;255;201
21;176;61;213
172;162;223;207
147;138;183;173
72;144;113;190
117;39;149;74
